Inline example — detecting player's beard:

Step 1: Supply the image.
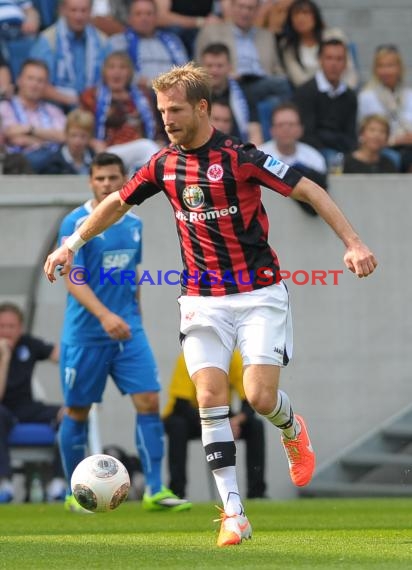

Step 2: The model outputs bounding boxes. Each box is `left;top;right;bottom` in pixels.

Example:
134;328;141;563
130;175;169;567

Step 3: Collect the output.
167;117;199;149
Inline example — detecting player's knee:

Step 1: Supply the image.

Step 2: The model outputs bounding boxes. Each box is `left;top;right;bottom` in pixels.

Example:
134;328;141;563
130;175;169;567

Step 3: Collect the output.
191;364;229;407
196;385;226;408
248;391;278;415
66;406;90;422
132;391;159;413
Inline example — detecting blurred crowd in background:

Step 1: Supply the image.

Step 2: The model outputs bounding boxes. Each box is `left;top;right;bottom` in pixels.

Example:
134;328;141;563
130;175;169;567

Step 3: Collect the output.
0;0;411;181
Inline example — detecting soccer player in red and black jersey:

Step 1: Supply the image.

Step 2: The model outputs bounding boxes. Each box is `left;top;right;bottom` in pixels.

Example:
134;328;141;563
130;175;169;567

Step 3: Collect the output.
45;63;377;547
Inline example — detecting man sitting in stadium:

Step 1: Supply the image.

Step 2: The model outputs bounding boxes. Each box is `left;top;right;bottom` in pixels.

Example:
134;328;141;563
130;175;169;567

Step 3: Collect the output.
0;59;66;173
0;302;64;503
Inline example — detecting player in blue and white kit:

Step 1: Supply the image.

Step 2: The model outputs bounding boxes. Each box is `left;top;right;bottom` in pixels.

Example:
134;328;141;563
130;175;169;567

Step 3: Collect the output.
58;152;191;513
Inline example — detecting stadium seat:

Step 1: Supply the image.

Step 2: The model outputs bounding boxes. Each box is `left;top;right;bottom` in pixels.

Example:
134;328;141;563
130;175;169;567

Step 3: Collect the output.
8;422;56;502
8;422;56;447
257;97;282;143
32;0;58;30
4;36;37;80
8;404;103;502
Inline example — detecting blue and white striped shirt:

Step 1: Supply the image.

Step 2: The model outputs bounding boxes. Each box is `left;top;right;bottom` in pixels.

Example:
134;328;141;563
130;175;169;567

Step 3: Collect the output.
0;0;32;25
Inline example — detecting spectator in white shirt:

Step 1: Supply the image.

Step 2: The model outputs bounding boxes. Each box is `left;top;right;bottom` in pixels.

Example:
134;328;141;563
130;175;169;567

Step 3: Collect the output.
259;101;327;215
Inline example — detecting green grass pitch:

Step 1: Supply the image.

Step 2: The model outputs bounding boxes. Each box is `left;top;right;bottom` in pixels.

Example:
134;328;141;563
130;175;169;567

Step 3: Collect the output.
1;498;412;569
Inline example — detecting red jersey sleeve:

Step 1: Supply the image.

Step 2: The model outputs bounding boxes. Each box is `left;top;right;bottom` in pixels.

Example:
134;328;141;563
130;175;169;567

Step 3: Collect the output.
237;143;303;196
120;157;162;205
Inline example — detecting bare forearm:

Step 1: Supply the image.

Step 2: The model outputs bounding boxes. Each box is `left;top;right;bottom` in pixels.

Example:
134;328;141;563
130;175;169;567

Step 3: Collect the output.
0;360;9;401
45;192;132;282
0;67;13;97
77;191;131;242
5;133;33;146
0;379;6;400
5;125;64;144
32;127;65;143
291;177;377;276
64;277;131;340
291;177;361;247
49;345;59;363
65;278;110;320
90;15;125;35
0;340;11;400
43;84;78;107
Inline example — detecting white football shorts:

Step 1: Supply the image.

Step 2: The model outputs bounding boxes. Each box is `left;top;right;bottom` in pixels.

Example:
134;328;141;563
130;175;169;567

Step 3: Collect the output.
179;281;293;377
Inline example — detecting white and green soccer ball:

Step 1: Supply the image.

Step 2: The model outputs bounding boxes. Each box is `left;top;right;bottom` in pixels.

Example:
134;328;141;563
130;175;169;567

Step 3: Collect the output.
71;454;130;512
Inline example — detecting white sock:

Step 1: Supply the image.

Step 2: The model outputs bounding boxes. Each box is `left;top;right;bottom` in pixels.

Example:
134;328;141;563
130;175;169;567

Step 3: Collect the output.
213;471;244;516
200;406;244;516
261;390;300;440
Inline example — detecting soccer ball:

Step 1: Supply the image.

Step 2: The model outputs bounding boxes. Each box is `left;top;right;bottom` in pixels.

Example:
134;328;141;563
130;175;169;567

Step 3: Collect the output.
71;454;131;512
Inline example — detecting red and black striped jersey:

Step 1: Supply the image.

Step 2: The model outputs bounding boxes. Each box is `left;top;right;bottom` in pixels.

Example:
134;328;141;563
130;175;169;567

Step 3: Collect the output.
120;129;303;296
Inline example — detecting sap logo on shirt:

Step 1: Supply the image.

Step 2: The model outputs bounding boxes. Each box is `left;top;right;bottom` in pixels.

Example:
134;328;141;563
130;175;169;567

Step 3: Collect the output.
263;155;289;179
102;250;135;271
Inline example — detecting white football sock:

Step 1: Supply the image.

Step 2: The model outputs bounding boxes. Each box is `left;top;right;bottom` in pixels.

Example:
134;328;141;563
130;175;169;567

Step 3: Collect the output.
213;472;244;516
200;406;244;516
261;390;300;440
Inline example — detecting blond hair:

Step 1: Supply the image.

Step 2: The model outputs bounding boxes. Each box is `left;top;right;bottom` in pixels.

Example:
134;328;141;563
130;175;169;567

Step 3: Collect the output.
65;109;95;136
103;51;134;86
359;114;390;138
152;62;212;115
372;45;404;86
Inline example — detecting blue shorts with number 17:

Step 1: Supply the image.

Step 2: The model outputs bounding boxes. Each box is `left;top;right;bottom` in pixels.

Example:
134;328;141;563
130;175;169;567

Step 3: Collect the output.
60;330;160;407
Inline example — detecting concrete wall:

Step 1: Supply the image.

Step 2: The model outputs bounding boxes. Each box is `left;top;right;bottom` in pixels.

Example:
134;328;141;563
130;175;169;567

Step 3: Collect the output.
1;174;411;501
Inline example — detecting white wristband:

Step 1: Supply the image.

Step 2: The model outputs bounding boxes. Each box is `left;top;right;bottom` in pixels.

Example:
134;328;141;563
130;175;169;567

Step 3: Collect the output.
65;230;86;252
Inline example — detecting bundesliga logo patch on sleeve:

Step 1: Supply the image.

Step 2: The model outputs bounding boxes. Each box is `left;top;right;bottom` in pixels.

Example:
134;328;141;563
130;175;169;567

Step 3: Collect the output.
263;156;289;179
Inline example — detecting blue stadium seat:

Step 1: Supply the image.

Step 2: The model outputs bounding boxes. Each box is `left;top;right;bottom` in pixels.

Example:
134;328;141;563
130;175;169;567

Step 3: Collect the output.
8;423;56;446
4;36;37;80
32;0;58;30
257;97;281;143
9;423;57;502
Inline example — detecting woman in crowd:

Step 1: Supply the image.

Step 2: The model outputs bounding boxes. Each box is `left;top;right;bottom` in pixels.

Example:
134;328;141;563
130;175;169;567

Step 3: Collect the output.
343;114;398;174
277;0;359;89
80;51;162;174
358;44;412;172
